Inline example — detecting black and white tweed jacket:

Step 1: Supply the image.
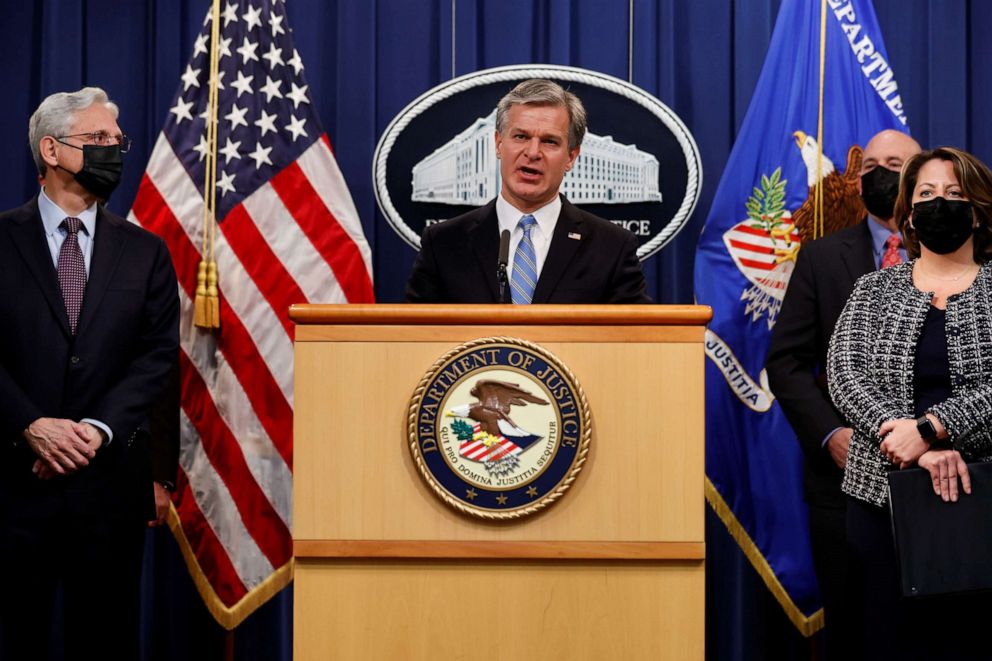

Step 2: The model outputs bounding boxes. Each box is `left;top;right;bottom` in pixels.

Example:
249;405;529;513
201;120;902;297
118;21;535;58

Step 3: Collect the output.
827;260;992;506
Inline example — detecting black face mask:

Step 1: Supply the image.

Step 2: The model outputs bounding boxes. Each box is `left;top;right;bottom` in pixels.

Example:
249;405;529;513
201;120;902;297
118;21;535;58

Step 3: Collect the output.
860;166;901;219
57;142;124;200
76;144;124;200
911;197;974;254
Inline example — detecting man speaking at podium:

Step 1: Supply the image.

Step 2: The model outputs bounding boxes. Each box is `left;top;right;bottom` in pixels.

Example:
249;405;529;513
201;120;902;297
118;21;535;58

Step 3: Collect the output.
405;79;650;304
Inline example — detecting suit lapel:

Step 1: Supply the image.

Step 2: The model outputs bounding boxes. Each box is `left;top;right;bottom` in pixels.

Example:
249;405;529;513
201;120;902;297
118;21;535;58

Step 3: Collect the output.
468;201;501;302
7;198;73;338
532;199;583;303
840;218;877;282
76;208;126;336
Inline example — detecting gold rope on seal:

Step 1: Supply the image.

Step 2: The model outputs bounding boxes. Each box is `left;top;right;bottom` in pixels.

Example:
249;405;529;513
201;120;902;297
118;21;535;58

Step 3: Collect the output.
194;0;222;329
813;0;828;240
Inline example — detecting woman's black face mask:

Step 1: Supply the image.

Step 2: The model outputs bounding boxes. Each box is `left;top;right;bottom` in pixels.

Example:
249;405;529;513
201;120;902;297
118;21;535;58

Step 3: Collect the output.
911;197;974;254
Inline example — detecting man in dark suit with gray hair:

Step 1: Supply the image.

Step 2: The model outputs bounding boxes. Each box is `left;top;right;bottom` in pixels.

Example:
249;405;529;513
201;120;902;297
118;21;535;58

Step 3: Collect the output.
0;87;179;660
406;78;650;304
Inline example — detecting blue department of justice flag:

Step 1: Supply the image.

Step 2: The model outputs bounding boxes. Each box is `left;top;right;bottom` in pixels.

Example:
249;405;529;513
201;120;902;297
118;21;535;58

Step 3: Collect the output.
693;0;909;633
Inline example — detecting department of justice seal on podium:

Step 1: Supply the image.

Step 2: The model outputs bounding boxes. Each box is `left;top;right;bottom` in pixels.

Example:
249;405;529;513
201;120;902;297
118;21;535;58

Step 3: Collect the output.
408;338;591;520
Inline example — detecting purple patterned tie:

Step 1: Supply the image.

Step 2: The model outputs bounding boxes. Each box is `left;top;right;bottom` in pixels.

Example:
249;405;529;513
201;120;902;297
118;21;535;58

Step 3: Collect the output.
57;217;87;334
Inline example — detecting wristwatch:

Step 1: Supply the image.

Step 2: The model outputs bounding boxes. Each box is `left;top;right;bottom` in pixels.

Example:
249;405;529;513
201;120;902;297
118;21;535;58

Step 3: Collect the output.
916;415;938;445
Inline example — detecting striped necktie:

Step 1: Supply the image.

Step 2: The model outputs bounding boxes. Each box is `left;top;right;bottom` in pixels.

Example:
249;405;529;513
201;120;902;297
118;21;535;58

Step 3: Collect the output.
57;217;87;334
510;215;538;304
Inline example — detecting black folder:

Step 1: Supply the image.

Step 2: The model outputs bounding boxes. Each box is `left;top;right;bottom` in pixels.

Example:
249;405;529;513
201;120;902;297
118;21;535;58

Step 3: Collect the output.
888;462;992;598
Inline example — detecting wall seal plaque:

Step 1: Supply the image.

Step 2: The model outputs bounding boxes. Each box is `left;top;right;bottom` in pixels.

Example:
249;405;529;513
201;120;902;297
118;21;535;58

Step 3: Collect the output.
408;337;591;520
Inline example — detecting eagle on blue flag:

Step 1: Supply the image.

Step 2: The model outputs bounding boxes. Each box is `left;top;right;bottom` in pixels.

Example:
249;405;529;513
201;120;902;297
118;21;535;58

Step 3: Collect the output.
694;0;909;634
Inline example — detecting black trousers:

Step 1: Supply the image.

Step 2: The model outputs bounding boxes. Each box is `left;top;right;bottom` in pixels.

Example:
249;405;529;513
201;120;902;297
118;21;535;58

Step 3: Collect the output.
1;496;145;661
808;502;847;660
844;495;988;661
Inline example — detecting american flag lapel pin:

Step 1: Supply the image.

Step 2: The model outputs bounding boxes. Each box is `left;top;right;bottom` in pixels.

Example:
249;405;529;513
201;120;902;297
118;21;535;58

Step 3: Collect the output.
568;232;581;240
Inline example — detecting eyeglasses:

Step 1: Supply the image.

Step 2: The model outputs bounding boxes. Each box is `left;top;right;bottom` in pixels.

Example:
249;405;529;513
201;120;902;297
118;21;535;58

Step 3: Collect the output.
56;131;132;153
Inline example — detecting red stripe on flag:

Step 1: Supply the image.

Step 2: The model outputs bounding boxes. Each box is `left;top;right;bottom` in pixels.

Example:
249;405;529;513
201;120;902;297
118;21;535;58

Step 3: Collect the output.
174;468;249;607
133;174;202;284
219;204;304;338
728;239;774;254
132;178;294;467
732;224;774;238
269;161;375;303
739;257;776;270
731;223;801;244
180;352;292;568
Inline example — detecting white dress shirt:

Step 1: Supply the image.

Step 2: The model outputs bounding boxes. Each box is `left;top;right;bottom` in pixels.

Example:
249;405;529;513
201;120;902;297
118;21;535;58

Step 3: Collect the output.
38;187;98;275
496;193;562;281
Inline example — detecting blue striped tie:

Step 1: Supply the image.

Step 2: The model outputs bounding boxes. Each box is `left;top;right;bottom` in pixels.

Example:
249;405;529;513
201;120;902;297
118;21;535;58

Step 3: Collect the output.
510;215;538;304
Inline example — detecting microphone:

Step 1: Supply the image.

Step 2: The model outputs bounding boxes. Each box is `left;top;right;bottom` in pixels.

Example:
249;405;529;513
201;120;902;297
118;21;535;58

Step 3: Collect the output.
498;229;510;303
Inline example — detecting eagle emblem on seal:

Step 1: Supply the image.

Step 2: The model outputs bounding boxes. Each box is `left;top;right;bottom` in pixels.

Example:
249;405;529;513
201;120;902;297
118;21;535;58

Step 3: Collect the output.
446;379;549;477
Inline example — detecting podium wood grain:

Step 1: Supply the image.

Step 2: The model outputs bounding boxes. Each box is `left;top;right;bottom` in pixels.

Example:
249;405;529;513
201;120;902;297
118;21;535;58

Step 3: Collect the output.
292;305;708;660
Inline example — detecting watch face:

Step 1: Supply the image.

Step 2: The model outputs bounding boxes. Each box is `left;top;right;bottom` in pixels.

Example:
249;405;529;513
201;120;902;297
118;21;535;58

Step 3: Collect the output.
917;417;937;441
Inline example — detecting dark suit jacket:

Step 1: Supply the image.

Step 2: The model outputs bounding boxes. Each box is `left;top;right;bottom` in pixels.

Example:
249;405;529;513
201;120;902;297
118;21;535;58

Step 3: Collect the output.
0;197;180;522
766;219;875;508
405;196;651;303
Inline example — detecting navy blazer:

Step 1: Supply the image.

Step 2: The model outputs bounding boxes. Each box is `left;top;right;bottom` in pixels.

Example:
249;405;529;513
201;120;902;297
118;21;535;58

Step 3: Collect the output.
0;197;179;519
405;196;651;304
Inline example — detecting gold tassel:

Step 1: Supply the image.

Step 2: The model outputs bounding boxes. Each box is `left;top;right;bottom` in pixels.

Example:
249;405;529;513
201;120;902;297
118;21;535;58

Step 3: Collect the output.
205;260;220;328
194;260;209;327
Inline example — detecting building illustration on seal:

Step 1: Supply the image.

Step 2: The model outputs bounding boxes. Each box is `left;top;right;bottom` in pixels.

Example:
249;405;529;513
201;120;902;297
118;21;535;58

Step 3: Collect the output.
411;110;662;206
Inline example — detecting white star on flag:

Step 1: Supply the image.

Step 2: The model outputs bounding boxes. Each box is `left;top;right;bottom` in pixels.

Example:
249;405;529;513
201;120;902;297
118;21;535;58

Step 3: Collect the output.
269;12;284;37
287;49;303;75
192;134;210;161
216;169;237;195
231;71;254;97
286;82;309;109
169;98;194;124
248;142;274;169
222;2;239;26
284;115;308;141
193;33;209;57
225;104;249;130
262;42;284;69
254;109;278;136
259;76;283;102
242;5;262;30
219;137;242;164
237;37;259;64
181;65;201;91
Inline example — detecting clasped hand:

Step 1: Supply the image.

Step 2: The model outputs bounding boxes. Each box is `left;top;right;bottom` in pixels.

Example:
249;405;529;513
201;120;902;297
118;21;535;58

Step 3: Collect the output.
879;418;929;468
22;417;104;479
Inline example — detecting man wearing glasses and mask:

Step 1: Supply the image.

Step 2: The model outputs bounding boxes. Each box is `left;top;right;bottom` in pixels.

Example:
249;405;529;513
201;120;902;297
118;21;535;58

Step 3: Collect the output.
0;87;179;660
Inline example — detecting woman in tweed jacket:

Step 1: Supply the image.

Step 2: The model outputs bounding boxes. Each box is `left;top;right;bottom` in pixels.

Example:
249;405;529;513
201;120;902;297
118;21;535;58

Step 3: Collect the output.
827;147;992;659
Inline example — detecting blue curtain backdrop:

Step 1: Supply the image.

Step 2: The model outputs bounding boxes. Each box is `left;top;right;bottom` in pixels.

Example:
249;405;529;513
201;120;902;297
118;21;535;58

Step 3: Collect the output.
1;1;989;659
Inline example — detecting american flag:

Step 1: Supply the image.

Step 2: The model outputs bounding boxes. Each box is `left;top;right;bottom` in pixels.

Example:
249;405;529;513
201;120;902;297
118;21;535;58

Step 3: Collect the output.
129;0;374;628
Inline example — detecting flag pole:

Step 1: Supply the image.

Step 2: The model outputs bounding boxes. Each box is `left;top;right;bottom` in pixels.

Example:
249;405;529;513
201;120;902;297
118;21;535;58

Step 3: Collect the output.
194;0;222;329
814;0;828;240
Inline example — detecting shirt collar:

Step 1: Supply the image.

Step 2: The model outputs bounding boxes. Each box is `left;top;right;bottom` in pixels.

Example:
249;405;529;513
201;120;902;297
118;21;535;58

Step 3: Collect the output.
496;193;562;237
38;187;97;238
866;215;898;256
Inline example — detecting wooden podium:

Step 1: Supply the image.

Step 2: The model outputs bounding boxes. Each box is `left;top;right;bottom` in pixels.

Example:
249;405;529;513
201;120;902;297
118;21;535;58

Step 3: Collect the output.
291;304;710;660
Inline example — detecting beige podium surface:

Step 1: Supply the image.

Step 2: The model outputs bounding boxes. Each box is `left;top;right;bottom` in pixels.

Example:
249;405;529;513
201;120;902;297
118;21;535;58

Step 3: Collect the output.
291;304;710;660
